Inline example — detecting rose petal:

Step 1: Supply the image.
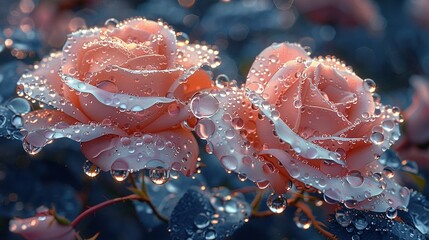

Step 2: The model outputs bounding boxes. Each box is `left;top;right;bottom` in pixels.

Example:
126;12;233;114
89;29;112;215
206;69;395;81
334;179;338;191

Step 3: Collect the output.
246;89;345;165
81;128;199;176
110;18;177;66
190;88;299;193
10;215;75;240
246;42;310;93
23;110;127;148
263;148;410;212
18;52;89;123
63;75;175;112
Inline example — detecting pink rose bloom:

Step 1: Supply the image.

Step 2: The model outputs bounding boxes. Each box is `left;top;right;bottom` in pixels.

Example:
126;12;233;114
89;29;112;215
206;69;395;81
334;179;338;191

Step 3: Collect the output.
294;0;384;32
10;207;75;240
395;76;429;166
191;43;409;212
18;18;218;177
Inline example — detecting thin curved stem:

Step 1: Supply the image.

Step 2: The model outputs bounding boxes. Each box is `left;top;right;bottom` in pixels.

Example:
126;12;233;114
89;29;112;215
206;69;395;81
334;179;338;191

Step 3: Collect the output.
71;194;142;227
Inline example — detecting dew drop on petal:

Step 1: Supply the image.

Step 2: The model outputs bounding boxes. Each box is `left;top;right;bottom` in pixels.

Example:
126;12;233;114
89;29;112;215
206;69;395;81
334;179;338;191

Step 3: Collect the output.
195;118;216;139
149;167;170;185
96;80;118;93
104;18;119;29
386;207;397;219
110;169;129;181
83;160;100;177
267;193;287;214
176;32;190;46
220;155;238;171
346;170;364;188
23;139;42;155
382;167;395;179
363;78;376;93
370;132;384;145
215;74;230;88
190;93;220;118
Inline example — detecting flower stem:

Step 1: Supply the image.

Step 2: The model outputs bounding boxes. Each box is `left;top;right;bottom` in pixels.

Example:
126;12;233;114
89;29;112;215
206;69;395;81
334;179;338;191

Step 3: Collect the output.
71;194;142;227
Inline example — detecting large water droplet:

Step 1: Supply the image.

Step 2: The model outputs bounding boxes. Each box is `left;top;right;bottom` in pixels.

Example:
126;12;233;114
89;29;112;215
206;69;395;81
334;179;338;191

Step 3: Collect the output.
149;167;170;185
363;78;376;93
335;210;351;227
353;216;368;230
346;170;364;188
225;199;239;213
195;118;215;139
176;32;190;46
104;18;119;29
190;93;220;118
83;160;100;177
7;98;30;115
267;193;287;214
386;207;397;219
220;155;238;171
194;213;210;229
110;169;129;181
370;132;384;145
22;139;42;155
204;229;217;240
215;74;230;88
96;80;118;93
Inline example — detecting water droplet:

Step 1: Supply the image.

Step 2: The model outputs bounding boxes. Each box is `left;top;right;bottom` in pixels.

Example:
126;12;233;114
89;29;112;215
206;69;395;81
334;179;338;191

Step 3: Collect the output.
220;155;238;171
204;229;217;240
346;170;364;188
399;186;410;198
270;110;280;121
83;160;100;177
335;210;351;227
353;216;368;230
11;115;23;128
22;139;42;155
149;167;170;185
267;193;287;214
96;80;118;93
110;169;129;181
237;173;247;181
294;208;311;229
386;207;397;219
370;132;384;145
194;213;210;229
7;98;30;115
363;78;376;93
190;93;220;118
215;74;230;88
104;18;119;29
195;118;215;139
176;32;190;46
225;199;238;213
293;99;302;108
382;167;395;179
382;119;395;131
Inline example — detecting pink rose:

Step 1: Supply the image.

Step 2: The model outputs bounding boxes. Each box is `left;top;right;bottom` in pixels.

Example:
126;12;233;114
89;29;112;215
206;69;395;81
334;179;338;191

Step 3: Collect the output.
294;0;384;32
395;76;429;167
19;18;218;177
191;43;409;212
9;207;76;240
